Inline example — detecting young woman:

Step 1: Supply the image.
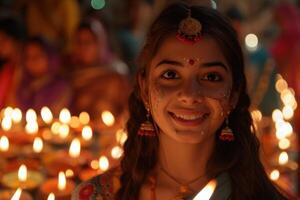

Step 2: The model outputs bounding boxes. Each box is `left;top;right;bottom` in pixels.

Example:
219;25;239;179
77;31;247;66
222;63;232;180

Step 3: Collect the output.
72;2;287;200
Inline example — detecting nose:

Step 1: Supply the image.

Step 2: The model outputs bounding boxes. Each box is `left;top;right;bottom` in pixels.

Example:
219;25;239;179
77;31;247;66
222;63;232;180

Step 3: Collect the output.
177;79;203;104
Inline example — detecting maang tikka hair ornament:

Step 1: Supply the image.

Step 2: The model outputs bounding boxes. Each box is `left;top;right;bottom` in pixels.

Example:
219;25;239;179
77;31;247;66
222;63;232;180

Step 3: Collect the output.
176;8;202;44
138;106;156;137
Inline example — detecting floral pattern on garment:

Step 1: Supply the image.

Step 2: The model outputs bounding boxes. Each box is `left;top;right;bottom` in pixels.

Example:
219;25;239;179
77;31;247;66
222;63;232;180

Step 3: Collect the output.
72;168;121;200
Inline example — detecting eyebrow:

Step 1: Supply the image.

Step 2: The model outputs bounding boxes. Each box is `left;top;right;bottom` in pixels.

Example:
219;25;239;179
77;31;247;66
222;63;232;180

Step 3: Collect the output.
155;59;229;71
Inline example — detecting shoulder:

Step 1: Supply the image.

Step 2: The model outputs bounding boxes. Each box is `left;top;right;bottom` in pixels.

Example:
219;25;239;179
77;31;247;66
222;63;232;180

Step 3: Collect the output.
72;168;121;200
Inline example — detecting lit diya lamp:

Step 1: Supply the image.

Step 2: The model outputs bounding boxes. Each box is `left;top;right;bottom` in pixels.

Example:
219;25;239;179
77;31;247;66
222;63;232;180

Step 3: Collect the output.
193;179;217;199
79;125;93;147
21;137;52;158
1;164;44;190
0;188;33;200
0;135;19;159
40;171;75;200
79;155;110;181
40;107;53;126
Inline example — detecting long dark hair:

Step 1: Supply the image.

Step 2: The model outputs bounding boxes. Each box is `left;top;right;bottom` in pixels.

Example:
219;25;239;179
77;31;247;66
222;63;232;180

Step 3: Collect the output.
116;2;287;200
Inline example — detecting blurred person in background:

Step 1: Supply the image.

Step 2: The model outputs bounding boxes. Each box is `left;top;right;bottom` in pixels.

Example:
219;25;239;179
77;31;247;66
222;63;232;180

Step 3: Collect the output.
16;36;71;116
15;0;80;54
0;15;25;108
67;18;130;122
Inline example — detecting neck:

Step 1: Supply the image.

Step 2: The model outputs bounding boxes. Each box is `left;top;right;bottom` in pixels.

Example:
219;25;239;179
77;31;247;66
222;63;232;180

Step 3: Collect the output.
157;133;215;184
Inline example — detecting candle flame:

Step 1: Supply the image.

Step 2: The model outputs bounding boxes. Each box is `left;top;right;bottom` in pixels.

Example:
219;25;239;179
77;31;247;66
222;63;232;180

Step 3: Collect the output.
111;146;123;159
25;109;37;123
0;135;9;151
90;160;99;169
69;138;81;158
99;156;109;171
1;116;12;131
11;188;22;200
58;171;66;191
279;152;289;165
79;112;90;125
65;169;74;178
278;138;290;150
33;137;43;153
25;122;39;135
47;193;55;200
4;107;13;117
193;179;217;200
41;107;53;124
51;122;61;135
18;164;27;182
69;116;80;129
270;170;280;181
115;129;128;146
58;124;70;138
82;126;93;140
101;111;115;126
11;108;22;123
59;108;71;124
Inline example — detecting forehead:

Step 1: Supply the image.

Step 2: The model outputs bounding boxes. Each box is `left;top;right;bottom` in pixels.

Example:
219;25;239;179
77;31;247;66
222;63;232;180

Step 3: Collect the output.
151;35;227;66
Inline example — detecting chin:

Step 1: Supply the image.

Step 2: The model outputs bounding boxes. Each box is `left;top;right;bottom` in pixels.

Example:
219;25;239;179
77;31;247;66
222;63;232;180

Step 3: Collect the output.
172;130;208;144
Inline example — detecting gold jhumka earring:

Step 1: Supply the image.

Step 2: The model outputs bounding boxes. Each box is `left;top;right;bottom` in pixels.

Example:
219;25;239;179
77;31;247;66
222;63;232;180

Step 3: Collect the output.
137;107;156;137
219;118;235;141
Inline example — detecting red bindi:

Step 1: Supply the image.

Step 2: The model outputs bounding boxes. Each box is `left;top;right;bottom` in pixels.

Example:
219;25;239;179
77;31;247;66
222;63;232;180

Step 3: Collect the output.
188;59;195;65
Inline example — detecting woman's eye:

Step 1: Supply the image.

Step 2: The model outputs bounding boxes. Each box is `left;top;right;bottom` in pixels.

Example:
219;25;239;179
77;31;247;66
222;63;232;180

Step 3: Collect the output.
202;73;223;82
161;70;179;79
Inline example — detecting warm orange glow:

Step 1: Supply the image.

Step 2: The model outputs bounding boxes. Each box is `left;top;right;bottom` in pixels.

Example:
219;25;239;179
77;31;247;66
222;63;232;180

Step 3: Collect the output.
0;135;9;152
47;193;55;200
65;169;74;178
25;122;39;135
82;125;93;141
69;116;80;129
1;116;12;131
3;106;13;117
79;112;90;125
193;179;217;200
270;170;280;181
41;107;53;124
278;138;291;150
59;108;71;124
11;188;22;200
51;122;61;135
116;129;128;146
69;138;81;158
90;160;99;170
251;110;262;122
33;137;43;153
18;165;27;182
111;146;123;159
279;152;289;165
275;78;288;93
58;171;66;191
101;111;115;126
11;108;22;123
99;156;109;171
272;109;283;122
25;109;37;123
282;106;294;120
58;124;70;138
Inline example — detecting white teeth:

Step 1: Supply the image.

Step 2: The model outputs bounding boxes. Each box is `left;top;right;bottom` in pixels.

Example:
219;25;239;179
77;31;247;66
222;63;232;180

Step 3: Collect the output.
173;113;204;120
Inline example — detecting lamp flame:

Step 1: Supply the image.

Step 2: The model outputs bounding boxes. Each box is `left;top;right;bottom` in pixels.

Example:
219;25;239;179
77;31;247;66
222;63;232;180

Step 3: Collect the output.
69;138;81;158
0;135;9;152
58;171;66;191
18;164;27;182
11;188;22;200
41;107;53;124
99;156;109;171
193;179;217;200
101;111;115;126
47;193;55;200
82;125;93;140
59;108;71;124
33;137;43;153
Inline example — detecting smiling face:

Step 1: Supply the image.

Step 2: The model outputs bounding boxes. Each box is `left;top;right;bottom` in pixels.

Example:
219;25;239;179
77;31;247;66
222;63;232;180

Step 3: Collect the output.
140;35;236;144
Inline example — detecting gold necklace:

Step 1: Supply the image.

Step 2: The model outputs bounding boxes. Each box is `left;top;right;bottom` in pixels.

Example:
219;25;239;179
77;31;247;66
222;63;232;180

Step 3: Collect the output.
159;166;206;200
